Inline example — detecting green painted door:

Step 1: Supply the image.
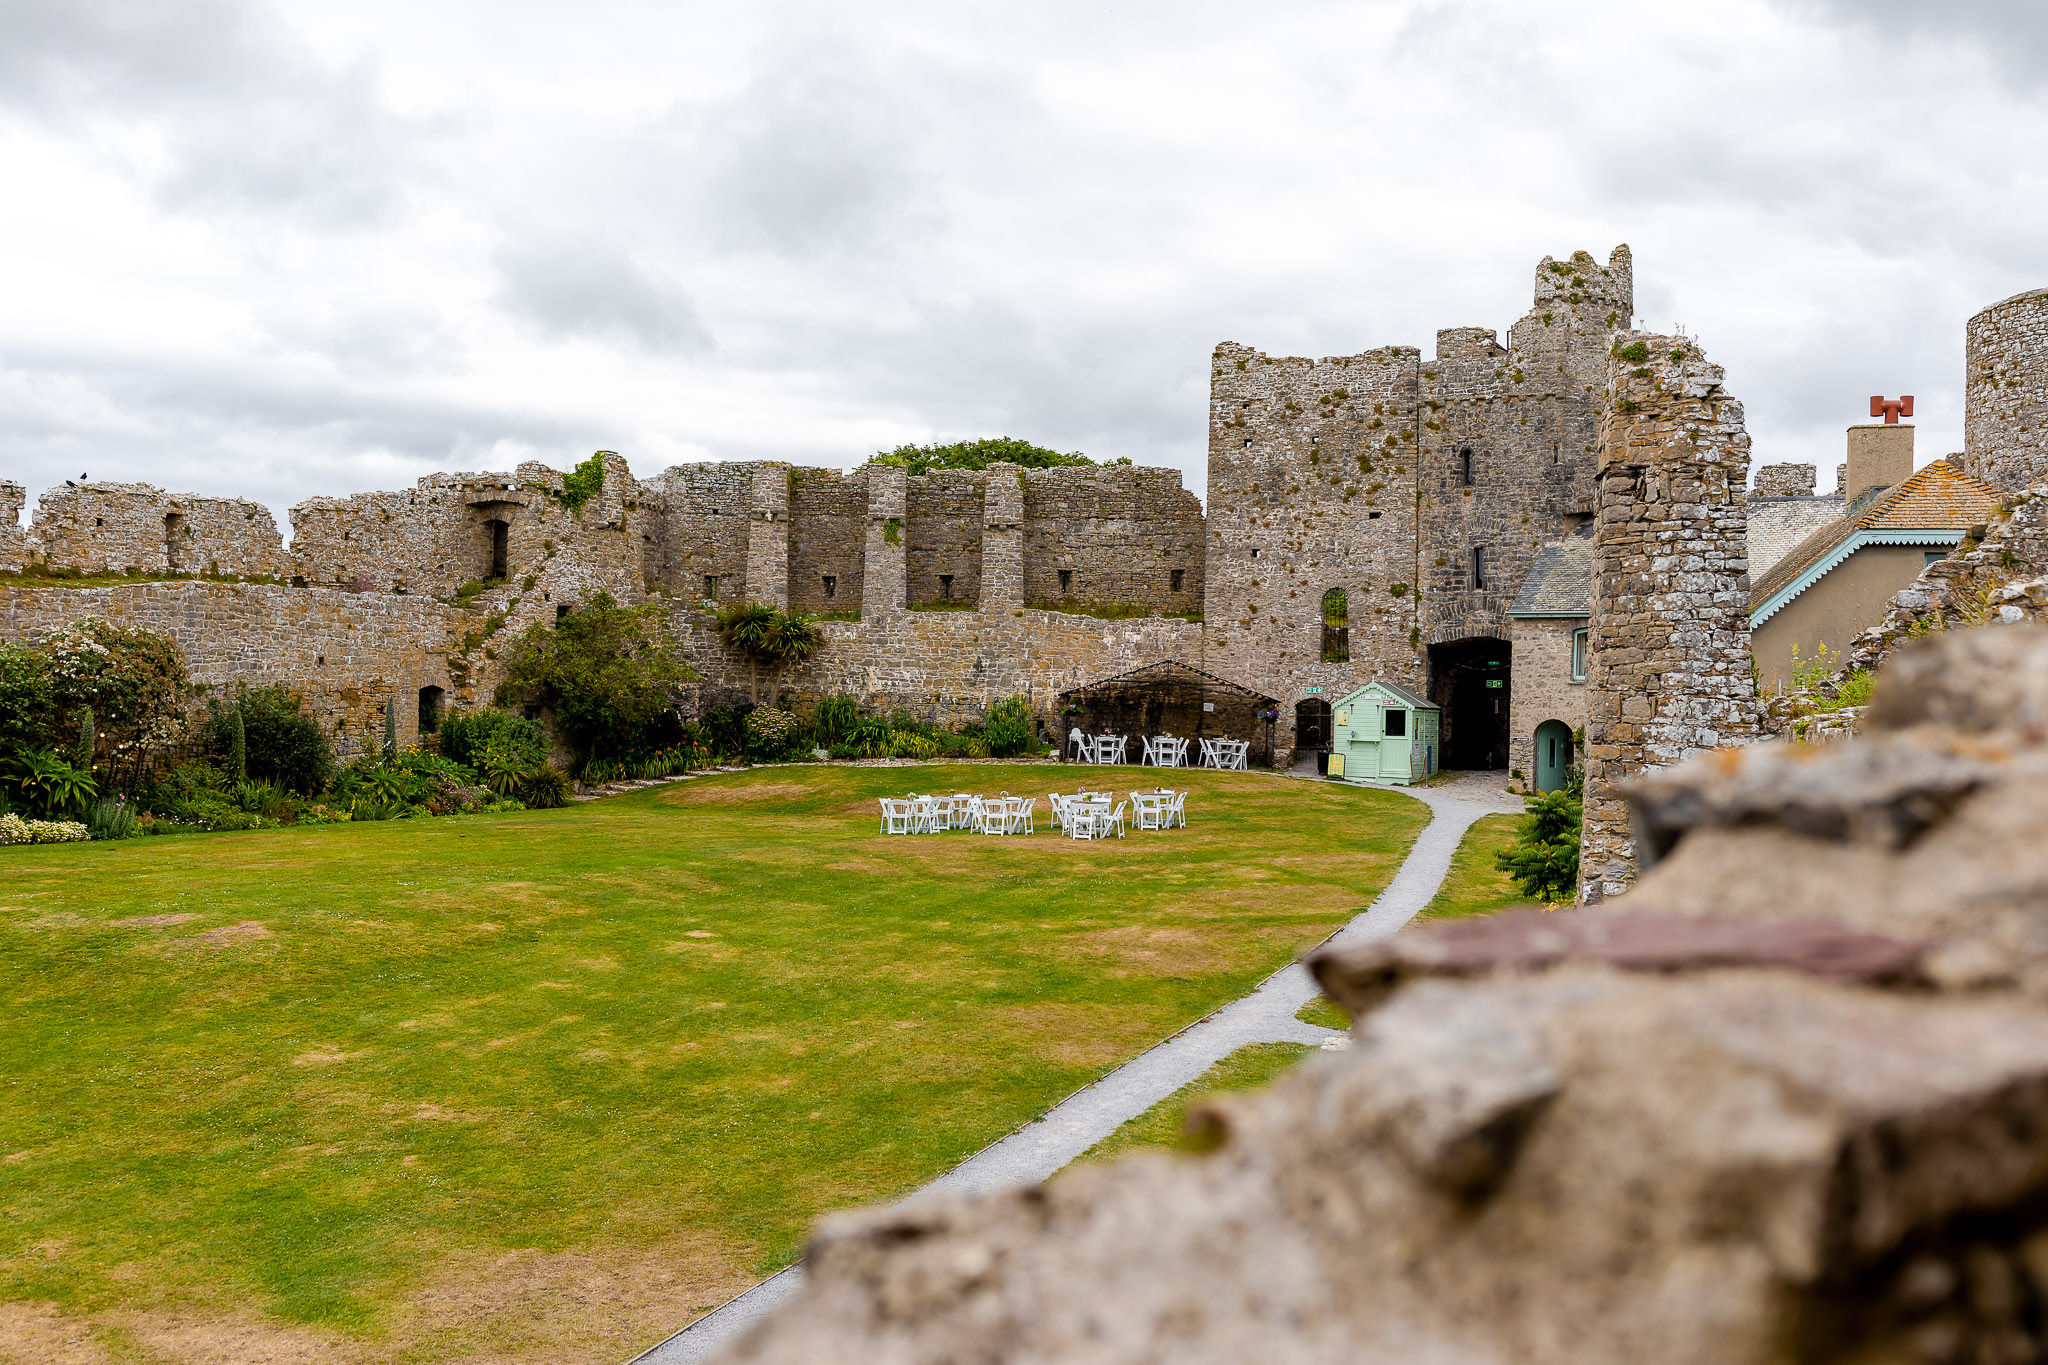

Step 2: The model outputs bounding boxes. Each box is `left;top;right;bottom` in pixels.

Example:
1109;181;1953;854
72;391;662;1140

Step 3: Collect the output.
1534;719;1572;793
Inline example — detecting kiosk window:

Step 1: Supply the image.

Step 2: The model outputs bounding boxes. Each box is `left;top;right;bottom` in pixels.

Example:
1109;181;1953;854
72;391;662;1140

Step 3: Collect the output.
1384;709;1407;737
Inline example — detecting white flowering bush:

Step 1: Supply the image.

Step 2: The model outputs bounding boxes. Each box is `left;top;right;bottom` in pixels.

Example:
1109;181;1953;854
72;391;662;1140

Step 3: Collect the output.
0;813;91;845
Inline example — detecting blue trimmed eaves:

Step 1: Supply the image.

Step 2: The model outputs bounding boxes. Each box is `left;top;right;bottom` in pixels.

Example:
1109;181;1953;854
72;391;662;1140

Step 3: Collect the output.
1750;528;1963;629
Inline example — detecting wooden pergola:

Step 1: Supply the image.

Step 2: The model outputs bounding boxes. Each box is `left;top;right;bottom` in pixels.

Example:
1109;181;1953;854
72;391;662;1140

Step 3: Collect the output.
1057;660;1278;765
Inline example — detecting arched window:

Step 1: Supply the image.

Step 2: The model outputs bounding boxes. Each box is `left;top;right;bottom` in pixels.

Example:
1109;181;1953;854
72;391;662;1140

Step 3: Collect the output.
1460;446;1475;487
1320;588;1349;662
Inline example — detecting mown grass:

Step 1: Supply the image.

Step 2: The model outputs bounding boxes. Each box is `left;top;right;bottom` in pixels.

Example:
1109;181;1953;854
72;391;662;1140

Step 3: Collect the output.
0;762;1425;1363
1075;1043;1314;1165
1422;811;1547;919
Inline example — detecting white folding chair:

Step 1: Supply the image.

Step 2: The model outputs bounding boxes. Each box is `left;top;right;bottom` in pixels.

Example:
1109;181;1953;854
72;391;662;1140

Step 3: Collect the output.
1065;805;1097;840
981;796;1012;836
1168;791;1187;828
1100;800;1127;838
1130;792;1166;831
1170;737;1190;767
1197;737;1219;769
1107;735;1129;765
879;798;914;835
1009;797;1036;835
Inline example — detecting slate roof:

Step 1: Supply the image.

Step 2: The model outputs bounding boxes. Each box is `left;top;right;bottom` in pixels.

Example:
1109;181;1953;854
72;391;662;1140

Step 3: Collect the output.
1507;527;1594;618
1058;658;1279;704
1748;495;1846;581
1749;460;1999;608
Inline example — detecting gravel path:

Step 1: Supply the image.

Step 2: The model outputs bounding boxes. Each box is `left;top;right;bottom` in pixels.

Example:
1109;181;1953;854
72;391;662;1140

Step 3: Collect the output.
632;771;1520;1364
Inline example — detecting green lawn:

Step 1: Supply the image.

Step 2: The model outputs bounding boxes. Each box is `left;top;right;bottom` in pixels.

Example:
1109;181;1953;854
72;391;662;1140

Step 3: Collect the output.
1074;1042;1315;1166
0;762;1426;1363
1422;811;1548;919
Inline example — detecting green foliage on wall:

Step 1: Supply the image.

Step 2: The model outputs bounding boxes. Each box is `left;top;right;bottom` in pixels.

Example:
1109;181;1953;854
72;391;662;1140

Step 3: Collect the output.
869;437;1123;476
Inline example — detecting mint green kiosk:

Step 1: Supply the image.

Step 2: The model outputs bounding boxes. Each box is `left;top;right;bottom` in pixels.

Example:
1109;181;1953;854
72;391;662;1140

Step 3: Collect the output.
1326;680;1440;785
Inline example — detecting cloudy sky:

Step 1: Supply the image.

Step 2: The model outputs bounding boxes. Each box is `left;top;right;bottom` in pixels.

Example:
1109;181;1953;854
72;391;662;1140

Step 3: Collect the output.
1;0;2043;529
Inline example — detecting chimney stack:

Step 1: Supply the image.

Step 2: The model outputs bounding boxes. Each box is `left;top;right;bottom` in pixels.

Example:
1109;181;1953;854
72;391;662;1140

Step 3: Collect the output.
1845;418;1913;508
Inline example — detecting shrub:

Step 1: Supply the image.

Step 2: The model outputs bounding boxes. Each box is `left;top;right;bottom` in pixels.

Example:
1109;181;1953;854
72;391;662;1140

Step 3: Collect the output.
0;644;56;757
827;742;859;760
39;617;187;774
984;696;1036;757
698;706;751;758
867;437;1102;476
7;748;97;818
812;694;866;749
744;707;810;762
439;709;549;769
496;592;695;765
888;731;939;760
206;686;332;794
0;813;90;845
1494;775;1582;903
519;766;573;809
87;797;139;841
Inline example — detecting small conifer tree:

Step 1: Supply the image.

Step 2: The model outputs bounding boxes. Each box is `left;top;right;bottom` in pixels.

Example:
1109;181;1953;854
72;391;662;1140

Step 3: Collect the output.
74;705;96;773
227;705;247;783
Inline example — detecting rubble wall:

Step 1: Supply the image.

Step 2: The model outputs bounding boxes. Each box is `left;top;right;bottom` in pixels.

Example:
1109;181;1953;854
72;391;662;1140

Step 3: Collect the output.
0;581;463;758
648;462;753;603
1752;462;1815;497
905;468;984;609
0;482;26;573
1964;286;2048;493
788;467;867;616
1416;248;1628;650
1204;342;1425;749
1020;464;1205;615
1580;333;1757;901
31;482;288;578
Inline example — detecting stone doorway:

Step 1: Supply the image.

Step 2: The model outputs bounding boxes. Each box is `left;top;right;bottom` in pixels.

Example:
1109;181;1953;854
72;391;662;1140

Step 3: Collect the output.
1294;698;1332;750
1534;718;1572;793
1428;638;1511;770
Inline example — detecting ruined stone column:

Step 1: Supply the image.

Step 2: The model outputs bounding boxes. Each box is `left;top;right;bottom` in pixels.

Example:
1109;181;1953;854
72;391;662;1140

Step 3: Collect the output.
744;464;790;609
980;462;1024;612
1580;334;1758;902
862;463;907;618
0;481;26;573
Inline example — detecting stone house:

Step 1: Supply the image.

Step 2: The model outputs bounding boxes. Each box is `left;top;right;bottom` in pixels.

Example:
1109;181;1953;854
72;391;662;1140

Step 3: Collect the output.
1505;528;1592;793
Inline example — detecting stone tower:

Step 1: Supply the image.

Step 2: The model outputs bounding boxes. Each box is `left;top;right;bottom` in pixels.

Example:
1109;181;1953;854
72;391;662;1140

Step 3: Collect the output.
1964;286;2048;494
1580;332;1758;903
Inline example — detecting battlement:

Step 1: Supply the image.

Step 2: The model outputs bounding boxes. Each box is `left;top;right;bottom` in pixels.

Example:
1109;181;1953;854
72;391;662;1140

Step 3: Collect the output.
28;481;288;578
0;482;26;573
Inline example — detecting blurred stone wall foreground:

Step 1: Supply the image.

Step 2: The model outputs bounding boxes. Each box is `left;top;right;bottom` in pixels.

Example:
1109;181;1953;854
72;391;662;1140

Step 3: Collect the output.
720;624;2048;1365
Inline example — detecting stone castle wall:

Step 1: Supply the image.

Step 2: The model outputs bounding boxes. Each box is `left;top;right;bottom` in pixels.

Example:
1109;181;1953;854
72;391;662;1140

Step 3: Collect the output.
1752;462;1815;498
1203;341;1426;746
29;482;289;578
1580;334;1758;901
1021;464;1205;613
650;462;754;603
788;467;868;616
906;468;985;608
0;482;26;573
0;580;464;758
1964;287;2048;494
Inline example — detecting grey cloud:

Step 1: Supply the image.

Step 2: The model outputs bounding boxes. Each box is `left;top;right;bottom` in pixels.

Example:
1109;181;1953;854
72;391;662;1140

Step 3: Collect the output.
657;35;959;259
0;0;420;226
494;235;714;355
1780;0;2048;88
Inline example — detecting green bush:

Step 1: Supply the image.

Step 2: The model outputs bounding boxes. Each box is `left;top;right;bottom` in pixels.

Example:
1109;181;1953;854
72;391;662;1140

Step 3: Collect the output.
519;766;573;809
206;686;332;795
744;707;811;762
439;709;548;769
87;797;139;841
984;696;1036;757
0;644;56;757
1493;775;1582;903
495;593;695;765
812;695;866;749
6;748;97;818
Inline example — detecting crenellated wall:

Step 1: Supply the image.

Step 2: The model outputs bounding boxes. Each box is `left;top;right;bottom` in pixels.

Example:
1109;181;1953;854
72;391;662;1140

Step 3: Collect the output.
1022;464;1203;614
788;467;868;616
906;467;985;609
30;482;289;578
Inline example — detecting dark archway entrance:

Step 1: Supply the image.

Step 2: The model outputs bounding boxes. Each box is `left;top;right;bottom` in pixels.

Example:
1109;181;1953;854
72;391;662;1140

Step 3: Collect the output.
487;520;510;582
1294;698;1332;750
1428;638;1510;770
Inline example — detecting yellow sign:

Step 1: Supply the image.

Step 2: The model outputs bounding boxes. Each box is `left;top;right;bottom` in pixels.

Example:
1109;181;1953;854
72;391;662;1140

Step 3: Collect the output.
1327;752;1345;777
1334;709;1349;726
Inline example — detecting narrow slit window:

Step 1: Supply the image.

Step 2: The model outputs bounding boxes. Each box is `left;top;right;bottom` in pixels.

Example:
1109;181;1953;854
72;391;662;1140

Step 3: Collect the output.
939;573;954;600
1170;568;1185;592
823;574;836;598
1460;446;1475;487
1058;568;1073;594
703;574;717;600
1472;546;1485;589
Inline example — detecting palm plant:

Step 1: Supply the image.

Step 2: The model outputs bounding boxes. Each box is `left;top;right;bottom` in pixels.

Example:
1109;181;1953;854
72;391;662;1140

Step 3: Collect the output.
714;602;777;704
763;610;823;705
